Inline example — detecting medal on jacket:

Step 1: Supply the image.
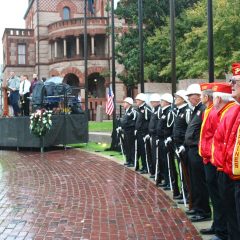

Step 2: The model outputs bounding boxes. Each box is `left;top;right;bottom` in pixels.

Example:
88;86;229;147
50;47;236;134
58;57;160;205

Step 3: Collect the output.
197;110;201;116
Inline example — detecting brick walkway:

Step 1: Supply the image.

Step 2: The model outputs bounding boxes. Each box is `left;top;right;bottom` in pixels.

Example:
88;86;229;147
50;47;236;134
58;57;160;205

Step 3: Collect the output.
0;149;202;240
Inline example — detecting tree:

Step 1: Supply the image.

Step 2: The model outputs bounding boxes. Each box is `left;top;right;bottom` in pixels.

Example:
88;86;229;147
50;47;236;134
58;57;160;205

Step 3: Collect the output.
145;0;240;81
115;0;201;86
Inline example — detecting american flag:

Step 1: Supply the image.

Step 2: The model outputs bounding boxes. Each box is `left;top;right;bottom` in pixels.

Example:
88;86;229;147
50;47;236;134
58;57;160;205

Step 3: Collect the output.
106;87;114;116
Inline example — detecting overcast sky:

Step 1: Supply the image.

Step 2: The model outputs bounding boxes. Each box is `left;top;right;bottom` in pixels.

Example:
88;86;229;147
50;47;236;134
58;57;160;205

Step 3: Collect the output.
0;0;28;64
0;0;120;64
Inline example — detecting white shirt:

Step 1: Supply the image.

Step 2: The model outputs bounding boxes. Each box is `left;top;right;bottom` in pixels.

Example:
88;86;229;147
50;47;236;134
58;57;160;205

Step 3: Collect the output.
19;79;31;95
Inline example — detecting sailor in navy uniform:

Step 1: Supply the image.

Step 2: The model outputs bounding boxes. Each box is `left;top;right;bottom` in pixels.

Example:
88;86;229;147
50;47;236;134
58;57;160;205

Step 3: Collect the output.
172;90;192;201
156;93;177;193
148;93;161;178
120;97;137;167
135;93;152;174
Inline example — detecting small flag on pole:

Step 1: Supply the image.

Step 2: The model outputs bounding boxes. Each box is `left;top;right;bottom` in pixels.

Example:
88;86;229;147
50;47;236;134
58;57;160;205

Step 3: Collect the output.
88;0;94;14
106;87;114;116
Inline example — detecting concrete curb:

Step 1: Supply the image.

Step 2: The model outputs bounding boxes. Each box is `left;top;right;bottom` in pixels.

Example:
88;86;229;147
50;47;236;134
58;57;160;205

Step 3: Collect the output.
89;131;112;144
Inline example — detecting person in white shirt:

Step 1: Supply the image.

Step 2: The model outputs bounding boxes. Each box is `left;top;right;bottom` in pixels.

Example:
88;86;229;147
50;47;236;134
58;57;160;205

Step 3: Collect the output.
19;75;31;116
7;71;20;116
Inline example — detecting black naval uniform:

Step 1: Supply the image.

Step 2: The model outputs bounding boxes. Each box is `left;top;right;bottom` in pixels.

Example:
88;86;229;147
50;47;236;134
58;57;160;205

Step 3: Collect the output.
172;103;191;199
135;103;152;172
148;105;161;176
156;105;178;195
185;102;211;219
120;106;137;166
173;103;191;147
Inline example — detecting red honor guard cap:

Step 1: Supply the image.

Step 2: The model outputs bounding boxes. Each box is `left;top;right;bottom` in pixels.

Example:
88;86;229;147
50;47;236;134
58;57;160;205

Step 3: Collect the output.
200;83;213;91
232;63;240;76
212;83;232;94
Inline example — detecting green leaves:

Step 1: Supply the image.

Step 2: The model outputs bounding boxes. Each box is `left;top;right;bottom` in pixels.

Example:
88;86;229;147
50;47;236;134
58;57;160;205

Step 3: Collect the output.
115;0;201;85
116;0;240;84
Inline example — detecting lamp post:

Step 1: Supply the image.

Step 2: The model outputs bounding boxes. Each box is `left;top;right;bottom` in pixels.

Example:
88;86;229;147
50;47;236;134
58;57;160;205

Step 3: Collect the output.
170;0;176;95
84;0;89;114
138;0;144;93
37;0;40;78
83;0;89;143
207;0;214;83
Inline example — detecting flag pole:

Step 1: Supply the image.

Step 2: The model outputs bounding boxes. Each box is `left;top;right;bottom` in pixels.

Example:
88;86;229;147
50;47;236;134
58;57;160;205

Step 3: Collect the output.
109;0;119;151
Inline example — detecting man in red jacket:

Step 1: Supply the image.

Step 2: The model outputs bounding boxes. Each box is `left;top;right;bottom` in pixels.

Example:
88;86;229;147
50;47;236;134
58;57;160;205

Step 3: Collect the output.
227;63;240;232
212;80;239;240
199;83;228;239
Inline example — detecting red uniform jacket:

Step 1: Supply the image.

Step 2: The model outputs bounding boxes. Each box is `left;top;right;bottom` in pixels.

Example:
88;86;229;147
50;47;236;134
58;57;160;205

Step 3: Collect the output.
211;102;236;169
223;105;240;180
199;104;219;164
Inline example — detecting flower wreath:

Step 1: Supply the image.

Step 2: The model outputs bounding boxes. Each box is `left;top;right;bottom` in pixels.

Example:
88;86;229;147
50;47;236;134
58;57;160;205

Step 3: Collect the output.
30;109;52;137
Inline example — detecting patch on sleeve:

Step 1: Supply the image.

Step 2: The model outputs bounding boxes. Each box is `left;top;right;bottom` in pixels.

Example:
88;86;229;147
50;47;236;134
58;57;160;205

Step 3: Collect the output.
233;125;240;175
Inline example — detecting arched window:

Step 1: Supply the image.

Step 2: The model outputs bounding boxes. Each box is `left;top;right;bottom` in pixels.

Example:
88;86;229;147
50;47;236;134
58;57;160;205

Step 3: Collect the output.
63;7;70;20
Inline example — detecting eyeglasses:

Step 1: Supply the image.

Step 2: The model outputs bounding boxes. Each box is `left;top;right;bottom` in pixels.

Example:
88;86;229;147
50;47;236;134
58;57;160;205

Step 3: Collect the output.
229;79;237;85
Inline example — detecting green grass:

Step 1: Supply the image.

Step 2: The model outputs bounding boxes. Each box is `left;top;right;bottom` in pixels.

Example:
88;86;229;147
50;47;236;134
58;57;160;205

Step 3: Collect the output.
89;121;113;132
69;142;124;162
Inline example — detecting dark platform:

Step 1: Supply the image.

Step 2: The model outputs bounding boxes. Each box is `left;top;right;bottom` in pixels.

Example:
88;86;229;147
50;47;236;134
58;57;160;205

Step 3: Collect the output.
0;113;88;148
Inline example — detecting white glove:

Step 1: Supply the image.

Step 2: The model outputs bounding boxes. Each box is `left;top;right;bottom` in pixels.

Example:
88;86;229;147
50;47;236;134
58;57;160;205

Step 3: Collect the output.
116;127;122;133
177;145;185;154
145;134;150;140
164;137;172;147
143;134;150;142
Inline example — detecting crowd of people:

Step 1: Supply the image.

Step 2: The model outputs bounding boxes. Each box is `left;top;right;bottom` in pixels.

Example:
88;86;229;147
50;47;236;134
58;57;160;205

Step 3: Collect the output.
118;63;240;240
7;71;41;116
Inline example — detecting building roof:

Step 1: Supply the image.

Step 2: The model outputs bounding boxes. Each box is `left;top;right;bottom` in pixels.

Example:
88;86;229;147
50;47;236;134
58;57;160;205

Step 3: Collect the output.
24;0;34;20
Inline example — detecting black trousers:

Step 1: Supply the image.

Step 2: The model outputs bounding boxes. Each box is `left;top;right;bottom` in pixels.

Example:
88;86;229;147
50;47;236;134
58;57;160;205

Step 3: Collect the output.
204;163;228;239
123;129;135;164
167;144;180;196
150;135;158;175
235;180;240;231
21;93;30;116
136;133;147;171
10;91;20;116
218;172;240;240
158;139;169;185
157;140;179;195
188;146;211;215
156;139;164;185
174;143;188;198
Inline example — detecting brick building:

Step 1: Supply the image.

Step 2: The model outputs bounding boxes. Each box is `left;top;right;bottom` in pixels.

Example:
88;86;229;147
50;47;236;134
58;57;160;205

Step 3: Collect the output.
2;0;127;117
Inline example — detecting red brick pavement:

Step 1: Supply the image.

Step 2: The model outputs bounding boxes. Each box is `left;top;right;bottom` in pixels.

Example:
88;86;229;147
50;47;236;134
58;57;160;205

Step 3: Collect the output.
0;149;202;240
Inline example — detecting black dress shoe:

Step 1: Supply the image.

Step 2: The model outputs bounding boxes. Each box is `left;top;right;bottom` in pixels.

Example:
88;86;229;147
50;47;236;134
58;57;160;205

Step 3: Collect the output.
173;194;183;200
127;163;134;167
124;162;130;166
178;199;189;204
149;175;155;179
209;236;223;240
190;215;211;222
140;170;148;174
199;227;215;235
158;182;167;187
163;185;171;190
185;209;197;215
